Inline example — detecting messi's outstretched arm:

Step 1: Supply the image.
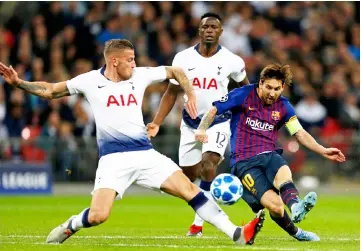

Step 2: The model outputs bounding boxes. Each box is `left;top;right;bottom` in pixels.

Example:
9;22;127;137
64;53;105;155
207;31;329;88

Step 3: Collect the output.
283;101;346;163
195;106;217;143
295;129;346;163
0;62;70;99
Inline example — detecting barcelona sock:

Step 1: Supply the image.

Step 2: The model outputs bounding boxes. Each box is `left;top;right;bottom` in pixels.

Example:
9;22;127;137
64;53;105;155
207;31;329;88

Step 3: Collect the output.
270;210;298;236
280;181;300;211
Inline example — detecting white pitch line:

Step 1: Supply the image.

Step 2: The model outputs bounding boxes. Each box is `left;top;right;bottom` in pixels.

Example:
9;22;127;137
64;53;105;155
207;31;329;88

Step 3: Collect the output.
0;235;359;242
0;241;343;251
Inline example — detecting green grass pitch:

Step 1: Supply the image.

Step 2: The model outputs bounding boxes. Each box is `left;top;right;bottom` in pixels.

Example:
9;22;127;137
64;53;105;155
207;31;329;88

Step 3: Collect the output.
0;194;359;251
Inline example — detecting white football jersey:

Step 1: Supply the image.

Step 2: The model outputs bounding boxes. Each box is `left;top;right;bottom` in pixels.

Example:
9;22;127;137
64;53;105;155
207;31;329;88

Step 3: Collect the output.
66;66;166;158
170;44;246;128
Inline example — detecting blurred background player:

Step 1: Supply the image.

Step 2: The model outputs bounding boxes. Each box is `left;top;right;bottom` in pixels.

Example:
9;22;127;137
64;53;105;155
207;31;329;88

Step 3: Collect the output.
195;63;346;241
0;39;265;245
147;12;250;237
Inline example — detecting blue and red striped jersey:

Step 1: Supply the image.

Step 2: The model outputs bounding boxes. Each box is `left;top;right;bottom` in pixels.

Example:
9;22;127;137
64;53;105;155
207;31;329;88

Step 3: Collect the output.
213;84;297;167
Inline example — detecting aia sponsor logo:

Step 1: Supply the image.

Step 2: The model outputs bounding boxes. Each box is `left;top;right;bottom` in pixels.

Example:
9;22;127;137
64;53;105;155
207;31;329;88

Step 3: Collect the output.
106;94;138;107
192;77;218;89
245;117;274;131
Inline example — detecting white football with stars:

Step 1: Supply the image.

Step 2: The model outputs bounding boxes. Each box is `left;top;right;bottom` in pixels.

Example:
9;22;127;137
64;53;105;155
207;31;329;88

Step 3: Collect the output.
211;173;243;205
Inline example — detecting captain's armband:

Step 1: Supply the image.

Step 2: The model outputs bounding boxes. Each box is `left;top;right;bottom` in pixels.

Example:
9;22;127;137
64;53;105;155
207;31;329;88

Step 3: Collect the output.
285;116;303;135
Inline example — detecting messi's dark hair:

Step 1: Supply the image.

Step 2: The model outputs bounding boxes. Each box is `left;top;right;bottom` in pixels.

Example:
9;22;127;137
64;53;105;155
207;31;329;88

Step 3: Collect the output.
260;63;293;86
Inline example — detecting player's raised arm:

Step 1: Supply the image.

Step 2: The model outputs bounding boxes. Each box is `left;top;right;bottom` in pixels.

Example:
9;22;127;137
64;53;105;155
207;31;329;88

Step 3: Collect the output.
294;129;346;162
282;100;346;163
165;66;197;119
0;62;70;99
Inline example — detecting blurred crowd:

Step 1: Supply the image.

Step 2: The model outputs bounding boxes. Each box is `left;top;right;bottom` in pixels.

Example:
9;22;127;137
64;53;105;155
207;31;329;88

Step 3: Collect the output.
0;2;359;170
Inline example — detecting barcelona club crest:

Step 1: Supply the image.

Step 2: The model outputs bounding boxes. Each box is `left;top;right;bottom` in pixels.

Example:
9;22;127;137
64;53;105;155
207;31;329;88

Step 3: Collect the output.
272;111;280;121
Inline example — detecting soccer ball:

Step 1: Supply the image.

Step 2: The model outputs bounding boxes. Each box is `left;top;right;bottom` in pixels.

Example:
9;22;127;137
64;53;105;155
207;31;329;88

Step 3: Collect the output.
210;173;243;205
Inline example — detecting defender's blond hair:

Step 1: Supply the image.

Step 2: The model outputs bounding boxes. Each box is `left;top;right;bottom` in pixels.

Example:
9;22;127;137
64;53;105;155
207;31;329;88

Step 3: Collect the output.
103;39;134;57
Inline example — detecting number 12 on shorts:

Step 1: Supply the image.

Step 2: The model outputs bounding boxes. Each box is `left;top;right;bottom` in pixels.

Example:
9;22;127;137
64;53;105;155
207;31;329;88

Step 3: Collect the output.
216;132;226;148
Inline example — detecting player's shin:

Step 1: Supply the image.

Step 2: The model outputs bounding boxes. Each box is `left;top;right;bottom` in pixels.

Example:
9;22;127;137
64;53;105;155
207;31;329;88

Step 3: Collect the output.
269;210;298;236
71;207;93;231
188;192;238;239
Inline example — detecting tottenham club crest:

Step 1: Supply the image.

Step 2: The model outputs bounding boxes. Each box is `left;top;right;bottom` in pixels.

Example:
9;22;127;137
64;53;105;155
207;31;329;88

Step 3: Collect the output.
220;94;228;102
272;111;280;121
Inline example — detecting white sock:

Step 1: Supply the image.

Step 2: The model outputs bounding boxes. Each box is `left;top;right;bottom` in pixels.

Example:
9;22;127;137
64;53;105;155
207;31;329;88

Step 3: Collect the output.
194;196;237;239
71;208;90;231
192;213;204;227
291;203;297;213
192;189;213;226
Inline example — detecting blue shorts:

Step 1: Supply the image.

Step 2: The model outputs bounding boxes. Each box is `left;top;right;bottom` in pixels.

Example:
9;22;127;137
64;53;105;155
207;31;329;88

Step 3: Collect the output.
231;151;288;212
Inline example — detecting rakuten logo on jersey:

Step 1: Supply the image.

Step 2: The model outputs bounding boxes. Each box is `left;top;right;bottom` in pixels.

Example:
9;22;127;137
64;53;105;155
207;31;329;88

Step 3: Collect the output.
245;118;274;131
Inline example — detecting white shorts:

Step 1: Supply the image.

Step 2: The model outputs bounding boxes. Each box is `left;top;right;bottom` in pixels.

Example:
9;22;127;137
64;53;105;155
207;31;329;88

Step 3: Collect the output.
178;120;231;167
92;149;180;200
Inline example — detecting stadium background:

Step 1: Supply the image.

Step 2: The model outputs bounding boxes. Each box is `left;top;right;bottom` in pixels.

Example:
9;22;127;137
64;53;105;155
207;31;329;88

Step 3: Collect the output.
0;1;359;191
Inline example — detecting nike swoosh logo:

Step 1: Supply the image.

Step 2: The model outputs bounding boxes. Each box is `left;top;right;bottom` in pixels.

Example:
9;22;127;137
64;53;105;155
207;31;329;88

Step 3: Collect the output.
218;66;222;70
188;68;195;71
98;85;106;88
249;107;257;110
